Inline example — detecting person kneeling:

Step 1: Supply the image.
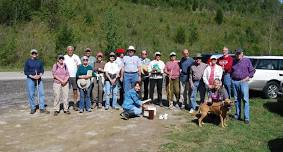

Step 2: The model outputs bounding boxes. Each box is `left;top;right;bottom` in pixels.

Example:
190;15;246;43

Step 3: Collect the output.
121;81;146;120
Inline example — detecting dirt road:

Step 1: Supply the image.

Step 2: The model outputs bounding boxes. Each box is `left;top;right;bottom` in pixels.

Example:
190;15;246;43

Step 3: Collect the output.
0;73;187;152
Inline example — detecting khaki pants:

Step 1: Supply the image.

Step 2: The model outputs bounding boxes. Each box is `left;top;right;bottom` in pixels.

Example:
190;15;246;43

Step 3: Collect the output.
167;78;180;102
180;80;189;104
92;76;104;104
53;83;69;111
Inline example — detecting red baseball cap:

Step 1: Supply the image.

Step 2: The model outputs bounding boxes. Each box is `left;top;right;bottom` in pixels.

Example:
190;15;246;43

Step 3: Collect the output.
115;48;125;54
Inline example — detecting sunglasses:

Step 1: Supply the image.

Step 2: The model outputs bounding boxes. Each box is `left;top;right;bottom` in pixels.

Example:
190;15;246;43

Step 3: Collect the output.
83;59;88;61
97;55;103;58
110;55;115;57
31;52;38;55
59;57;64;60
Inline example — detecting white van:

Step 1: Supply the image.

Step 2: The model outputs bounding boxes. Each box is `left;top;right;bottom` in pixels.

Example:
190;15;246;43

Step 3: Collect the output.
247;56;283;99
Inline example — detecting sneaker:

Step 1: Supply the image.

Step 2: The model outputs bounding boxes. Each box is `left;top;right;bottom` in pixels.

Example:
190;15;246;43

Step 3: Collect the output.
92;103;97;109
86;109;92;112
113;107;120;110
174;104;180;109
30;109;36;114
189;109;195;114
105;106;109;110
244;120;250;124
64;111;71;115
180;104;185;110
54;111;59;116
40;109;50;114
120;111;129;120
159;102;164;107
98;103;103;109
79;109;84;113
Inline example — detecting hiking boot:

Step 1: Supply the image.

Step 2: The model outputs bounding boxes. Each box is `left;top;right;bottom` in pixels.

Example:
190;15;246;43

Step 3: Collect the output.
64;111;71;115
40;109;50;114
180;104;186;110
120;111;129;120
30;109;36;114
73;106;79;111
54;111;59;116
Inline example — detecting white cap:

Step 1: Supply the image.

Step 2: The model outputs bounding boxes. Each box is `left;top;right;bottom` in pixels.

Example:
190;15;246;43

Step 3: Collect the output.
30;49;38;54
170;52;176;56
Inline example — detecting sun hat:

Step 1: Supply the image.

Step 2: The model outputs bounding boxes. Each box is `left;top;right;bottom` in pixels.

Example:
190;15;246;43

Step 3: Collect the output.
194;53;202;59
155;52;161;56
77;79;91;90
127;45;136;51
30;49;38;54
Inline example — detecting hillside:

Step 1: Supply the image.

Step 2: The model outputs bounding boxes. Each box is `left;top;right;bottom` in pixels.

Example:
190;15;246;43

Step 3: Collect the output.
0;0;282;70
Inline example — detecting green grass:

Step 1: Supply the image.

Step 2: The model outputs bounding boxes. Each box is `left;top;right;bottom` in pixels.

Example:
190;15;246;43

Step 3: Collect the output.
160;98;283;152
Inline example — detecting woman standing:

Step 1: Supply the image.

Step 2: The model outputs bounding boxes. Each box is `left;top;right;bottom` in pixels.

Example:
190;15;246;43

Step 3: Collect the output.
148;52;165;107
104;52;120;110
76;56;94;113
52;55;70;116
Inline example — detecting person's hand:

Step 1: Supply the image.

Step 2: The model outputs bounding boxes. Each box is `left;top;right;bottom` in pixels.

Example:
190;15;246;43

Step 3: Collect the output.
241;77;250;82
191;84;195;89
120;77;123;82
34;75;41;80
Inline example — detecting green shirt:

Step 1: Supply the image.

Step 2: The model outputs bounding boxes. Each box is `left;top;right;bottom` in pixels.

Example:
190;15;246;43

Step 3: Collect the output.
76;64;95;77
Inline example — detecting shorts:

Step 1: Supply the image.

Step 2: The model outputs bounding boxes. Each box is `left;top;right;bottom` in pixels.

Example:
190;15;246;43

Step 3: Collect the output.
69;77;78;90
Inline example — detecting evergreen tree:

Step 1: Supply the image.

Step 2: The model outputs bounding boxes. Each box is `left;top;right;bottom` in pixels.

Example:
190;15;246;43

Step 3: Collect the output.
215;8;223;25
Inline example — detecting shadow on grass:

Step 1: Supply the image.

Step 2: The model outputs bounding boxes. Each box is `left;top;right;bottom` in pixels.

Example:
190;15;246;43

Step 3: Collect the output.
263;97;283;116
191;114;221;126
268;138;283;152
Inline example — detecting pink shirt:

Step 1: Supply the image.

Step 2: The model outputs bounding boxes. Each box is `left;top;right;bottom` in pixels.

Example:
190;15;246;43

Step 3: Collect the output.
52;63;69;84
165;61;180;79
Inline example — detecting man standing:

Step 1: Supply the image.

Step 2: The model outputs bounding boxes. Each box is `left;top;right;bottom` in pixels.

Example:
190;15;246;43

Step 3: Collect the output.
81;48;96;68
122;46;142;92
179;49;194;109
231;48;255;124
140;50;151;100
24;49;50;114
64;46;81;111
189;53;207;113
92;51;105;109
164;52;180;109
218;47;233;98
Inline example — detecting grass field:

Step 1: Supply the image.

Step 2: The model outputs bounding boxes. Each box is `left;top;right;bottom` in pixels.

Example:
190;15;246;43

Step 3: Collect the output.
160;98;283;152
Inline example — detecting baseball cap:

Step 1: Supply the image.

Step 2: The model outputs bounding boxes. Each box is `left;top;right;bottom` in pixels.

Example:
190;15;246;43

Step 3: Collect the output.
155;52;161;56
170;52;176;56
30;49;38;54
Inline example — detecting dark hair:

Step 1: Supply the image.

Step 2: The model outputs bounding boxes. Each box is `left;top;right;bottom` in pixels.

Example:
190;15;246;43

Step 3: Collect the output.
134;81;141;87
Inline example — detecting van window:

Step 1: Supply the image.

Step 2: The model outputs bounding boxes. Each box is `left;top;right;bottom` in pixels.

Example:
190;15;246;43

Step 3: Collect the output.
250;59;258;66
279;59;283;70
256;59;279;70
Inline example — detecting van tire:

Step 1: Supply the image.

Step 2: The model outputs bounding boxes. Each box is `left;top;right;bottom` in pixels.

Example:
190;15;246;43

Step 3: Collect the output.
263;81;279;99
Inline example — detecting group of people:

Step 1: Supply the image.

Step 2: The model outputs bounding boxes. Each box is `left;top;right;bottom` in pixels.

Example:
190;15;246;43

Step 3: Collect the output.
24;45;255;124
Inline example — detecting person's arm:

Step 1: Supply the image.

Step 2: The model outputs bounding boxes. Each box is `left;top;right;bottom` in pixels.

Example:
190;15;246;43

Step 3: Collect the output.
225;56;233;73
131;92;142;107
202;68;209;87
189;67;194;88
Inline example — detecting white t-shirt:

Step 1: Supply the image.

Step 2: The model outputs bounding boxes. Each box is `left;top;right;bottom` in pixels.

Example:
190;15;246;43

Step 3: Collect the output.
104;62;120;75
148;60;165;79
115;57;124;71
64;54;81;77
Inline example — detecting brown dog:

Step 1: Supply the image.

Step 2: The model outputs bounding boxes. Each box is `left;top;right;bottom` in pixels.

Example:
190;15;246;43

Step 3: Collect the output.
196;99;234;128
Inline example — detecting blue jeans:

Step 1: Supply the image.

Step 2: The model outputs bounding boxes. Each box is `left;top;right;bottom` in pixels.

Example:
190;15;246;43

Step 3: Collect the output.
79;87;91;111
125;107;142;116
105;81;119;108
232;80;250;121
123;72;139;93
223;73;232;98
26;78;46;110
190;80;206;110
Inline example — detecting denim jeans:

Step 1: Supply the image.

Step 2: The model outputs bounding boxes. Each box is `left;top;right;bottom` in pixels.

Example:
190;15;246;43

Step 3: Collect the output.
232;80;250;121
26;78;46;110
123;72;139;93
79;87;91;111
105;81;119;108
125;106;142;116
223;73;232;98
190;80;206;110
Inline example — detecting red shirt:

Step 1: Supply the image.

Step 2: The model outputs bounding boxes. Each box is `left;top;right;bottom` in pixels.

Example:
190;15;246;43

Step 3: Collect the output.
218;55;233;73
